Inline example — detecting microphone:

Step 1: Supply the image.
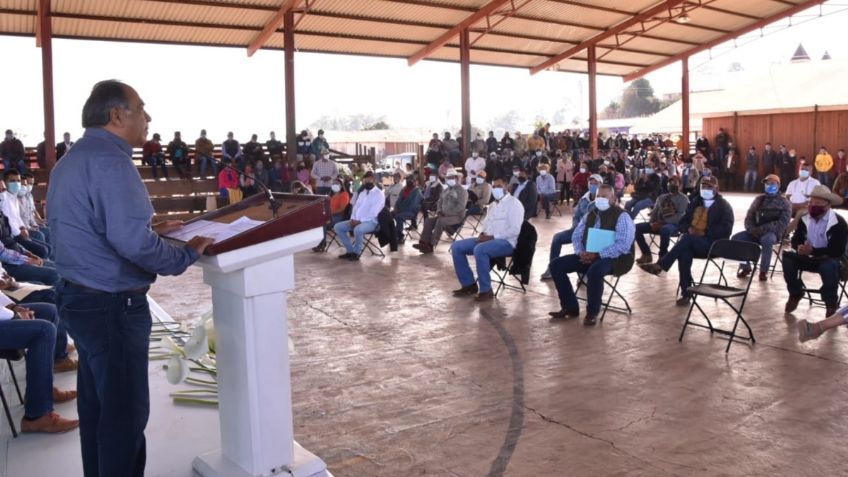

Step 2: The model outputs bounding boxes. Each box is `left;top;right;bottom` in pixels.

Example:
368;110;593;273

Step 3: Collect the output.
212;156;282;218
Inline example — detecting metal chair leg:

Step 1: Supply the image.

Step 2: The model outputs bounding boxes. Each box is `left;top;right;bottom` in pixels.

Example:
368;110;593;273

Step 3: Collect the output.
0;384;16;438
7;359;22;403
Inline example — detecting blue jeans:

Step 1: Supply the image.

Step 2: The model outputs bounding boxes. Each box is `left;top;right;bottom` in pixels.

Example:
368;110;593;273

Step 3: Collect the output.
549;228;575;263
16;235;51;259
783;252;841;306
323;213;344;242
731;230;776;272
819;172;832;188
198;154;217;178
451;238;514;293
148;153;168;179
659;233;713;297
334;220;378;255
394;211;417;240
625;197;653;219
0;318;55;418
540;193;557;217
634;222;678;257
4;158;27;172
58;282;152;477
551;254;614;315
744;170;757;192
23;302;69;363
4;261;60;286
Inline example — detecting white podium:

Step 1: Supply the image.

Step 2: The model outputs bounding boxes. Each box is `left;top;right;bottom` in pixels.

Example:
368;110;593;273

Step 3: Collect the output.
177;194;333;477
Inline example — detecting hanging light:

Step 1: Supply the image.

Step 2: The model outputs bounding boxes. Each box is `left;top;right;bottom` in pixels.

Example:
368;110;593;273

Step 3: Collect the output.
676;7;691;24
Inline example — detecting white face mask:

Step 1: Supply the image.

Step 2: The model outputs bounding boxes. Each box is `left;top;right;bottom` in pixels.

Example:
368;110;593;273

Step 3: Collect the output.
446;179;457;187
472;153;478;158
331;184;341;193
513;171;519;177
475;177;485;184
594;197;611;211
428;176;437;183
540;170;548;176
579;168;587;173
492;187;505;201
322;155;329;160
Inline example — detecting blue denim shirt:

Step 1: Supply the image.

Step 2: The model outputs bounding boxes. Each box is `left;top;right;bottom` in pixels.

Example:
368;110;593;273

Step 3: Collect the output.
47;128;199;292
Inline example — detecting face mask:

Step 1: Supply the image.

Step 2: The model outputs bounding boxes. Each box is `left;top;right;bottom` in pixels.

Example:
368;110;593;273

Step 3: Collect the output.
476;177;485;184
363;182;375;190
6;182;20;195
669;184;679;194
764;184;779;195
588;184;599;195
536;151;542;157
331;184;341;193
579;168;587;173
702;171;711;178
322;155;329;161
492;187;505;201
428;176;437;183
17;186;27;196
472;153;478;158
446;179;457;187
540;170;547;176
799;170;810;179
700;188;714;200
645;168;654;175
513;171;519;177
808;204;827;219
518;176;527;183
594;197;610;211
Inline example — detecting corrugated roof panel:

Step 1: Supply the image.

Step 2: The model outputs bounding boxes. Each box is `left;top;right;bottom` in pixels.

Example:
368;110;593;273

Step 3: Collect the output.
297;14;443;43
295;34;421;58
710;0;796;17
3;0;34;10
596;48;671;68
52;17;254;46
617;35;692;57
53;0;270;27
315;0;470;27
493;16;598;44
470;34;566;56
683;8;752;33
645;22;720;45
0;12;33;34
519;0;629;30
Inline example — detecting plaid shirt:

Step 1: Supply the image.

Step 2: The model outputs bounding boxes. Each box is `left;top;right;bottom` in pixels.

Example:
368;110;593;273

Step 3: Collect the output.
573;209;636;259
311;159;339;188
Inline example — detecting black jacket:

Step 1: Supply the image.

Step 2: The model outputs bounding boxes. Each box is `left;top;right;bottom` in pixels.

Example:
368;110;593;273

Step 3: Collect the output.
493;221;537;285
792;212;848;260
679;193;734;242
375;207;399;252
512;182;538;220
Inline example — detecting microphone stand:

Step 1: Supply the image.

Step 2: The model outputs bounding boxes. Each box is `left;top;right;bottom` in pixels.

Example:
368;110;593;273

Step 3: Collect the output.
213;157;282;218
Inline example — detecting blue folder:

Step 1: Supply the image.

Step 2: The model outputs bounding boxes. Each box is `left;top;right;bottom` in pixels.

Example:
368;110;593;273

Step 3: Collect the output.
586;228;616;253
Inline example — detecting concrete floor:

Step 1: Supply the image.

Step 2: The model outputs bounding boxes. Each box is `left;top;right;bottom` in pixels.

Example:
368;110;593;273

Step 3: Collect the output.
4;192;848;477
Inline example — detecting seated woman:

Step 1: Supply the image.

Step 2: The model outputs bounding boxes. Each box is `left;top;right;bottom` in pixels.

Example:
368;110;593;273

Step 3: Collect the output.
393;175;423;243
217;159;241;203
313;178;350;252
0;291;78;433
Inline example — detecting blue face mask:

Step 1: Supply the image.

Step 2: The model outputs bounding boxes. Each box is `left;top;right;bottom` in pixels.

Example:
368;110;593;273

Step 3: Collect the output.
492;187;505;201
588;184;599;195
645;168;654;175
700;188;715;200
594;197;610;211
799;170;810;179
765;183;779;195
6;182;20;195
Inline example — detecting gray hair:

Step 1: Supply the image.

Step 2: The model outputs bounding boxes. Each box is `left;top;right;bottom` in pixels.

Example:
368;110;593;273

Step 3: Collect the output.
81;80;129;128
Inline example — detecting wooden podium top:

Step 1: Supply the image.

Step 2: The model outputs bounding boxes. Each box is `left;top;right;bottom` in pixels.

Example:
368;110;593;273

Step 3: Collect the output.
163;192;330;256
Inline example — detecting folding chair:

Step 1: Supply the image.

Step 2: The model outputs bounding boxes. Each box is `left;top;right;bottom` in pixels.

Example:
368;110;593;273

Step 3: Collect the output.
575;269;632;322
679;239;761;352
464;207;487;235
322;228;343;252
0;349;25;438
359;233;386;258
490;255;527;296
769;234;790;279
797;271;848;310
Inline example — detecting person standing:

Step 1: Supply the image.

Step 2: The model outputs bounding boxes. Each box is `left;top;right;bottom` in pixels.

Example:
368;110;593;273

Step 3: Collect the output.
815;146;834;187
194;129;216;178
47;80;214;477
56;132;74;161
310;148;338;195
744;146;759;192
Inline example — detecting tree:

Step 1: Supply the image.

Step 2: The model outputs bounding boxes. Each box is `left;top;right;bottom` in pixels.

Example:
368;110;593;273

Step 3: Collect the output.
600;101;621;119
487;109;523;134
362;121;390;130
620;78;660;118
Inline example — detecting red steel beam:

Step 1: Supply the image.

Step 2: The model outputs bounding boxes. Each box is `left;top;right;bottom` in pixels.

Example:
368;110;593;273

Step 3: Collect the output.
530;0;687;75
469;0;535;48
247;0;300;57
284;10;297;163
588;45;598;159
460;28;471;161
623;0;827;81
681;56;690;160
407;0;513;66
38;0;56;171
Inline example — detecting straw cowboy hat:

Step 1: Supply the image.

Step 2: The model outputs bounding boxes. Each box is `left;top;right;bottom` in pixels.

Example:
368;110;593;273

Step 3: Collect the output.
807;184;843;206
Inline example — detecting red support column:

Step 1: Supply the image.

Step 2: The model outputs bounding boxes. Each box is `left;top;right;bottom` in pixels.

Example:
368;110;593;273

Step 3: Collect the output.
588;45;598;158
681;56;690;160
284;10;297;164
460;28;471;164
39;0;56;171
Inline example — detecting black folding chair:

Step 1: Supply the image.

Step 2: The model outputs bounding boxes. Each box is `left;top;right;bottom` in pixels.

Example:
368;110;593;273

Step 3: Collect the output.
679;239;761;352
0;349;25;438
769;234;790;279
575;269;633;322
359;233;386;258
797;270;848;310
464;207;487;235
321;228;343;252
490;256;526;296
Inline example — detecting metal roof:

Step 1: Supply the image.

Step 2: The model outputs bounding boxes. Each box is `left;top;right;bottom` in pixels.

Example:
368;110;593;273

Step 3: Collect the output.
0;0;827;78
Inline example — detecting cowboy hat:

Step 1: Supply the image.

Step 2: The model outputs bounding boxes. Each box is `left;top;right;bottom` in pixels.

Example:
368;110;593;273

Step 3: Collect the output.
807;184;843;206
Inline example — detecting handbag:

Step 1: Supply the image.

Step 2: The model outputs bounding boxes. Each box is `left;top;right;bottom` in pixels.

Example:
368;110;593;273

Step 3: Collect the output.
755;208;782;226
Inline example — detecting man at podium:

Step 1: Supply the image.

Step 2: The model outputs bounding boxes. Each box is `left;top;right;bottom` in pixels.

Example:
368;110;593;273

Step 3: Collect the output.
46;80;215;477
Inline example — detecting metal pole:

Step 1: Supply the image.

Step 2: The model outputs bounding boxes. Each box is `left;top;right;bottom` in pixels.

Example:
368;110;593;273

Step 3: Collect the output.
40;0;56;171
460;28;471;165
284;10;297;165
682;56;690;160
588;45;598;158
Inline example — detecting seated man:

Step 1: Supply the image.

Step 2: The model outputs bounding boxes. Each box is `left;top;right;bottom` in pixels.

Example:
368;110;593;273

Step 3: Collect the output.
0;293;79;433
333;171;384;261
450;177;524;302
731;174;791;281
785;161;821;234
635;175;688;264
420;171;443;219
1;170;52;259
19;172;50;245
783;185;846;317
536;164;557;219
393;175;422;243
415;169;467;254
548;184;635;326
0;207;59;286
511;168;538;220
467;170;491;215
624;165;661;219
540;174;602;279
639;176;734;306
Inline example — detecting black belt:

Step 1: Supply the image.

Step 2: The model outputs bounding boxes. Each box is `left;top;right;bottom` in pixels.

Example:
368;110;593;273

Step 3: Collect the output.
63;280;150;295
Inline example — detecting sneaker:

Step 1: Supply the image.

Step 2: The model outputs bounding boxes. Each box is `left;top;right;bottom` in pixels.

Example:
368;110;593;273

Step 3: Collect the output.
20;411;79;434
53;357;78;373
540;268;552;280
797;320;823;343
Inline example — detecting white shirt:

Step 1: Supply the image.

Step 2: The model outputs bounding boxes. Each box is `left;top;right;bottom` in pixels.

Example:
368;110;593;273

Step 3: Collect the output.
482;194;525;247
0;191;25;236
0;264;13;320
786;177;821;205
350;186;385;223
464;157;486;177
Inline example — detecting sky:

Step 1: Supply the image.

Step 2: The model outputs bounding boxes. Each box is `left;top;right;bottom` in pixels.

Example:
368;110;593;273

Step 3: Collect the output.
1;1;845;145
